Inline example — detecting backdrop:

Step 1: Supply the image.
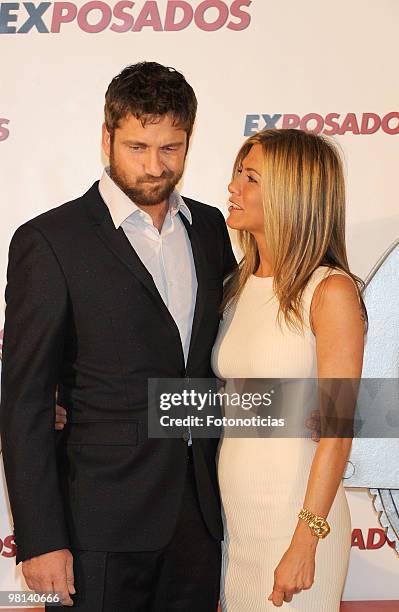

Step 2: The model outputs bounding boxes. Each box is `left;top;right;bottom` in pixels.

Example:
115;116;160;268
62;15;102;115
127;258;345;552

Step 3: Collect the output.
0;0;398;604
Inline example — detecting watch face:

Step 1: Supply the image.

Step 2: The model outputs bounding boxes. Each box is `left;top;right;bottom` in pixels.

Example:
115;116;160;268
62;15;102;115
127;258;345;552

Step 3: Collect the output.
310;517;330;538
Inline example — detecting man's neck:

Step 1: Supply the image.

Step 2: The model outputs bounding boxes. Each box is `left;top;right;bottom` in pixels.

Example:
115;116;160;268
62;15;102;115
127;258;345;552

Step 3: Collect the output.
139;200;169;232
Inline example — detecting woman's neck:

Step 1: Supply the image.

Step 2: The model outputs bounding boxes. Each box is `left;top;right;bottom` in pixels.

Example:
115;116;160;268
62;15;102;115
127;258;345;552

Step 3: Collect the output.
254;235;273;277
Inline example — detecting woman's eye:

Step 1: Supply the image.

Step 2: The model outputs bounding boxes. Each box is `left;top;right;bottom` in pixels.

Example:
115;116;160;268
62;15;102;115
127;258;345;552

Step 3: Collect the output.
237;168;243;175
247;175;257;183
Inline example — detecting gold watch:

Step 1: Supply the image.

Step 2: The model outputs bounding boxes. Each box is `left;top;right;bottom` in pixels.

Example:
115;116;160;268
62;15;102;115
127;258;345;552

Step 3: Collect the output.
298;508;330;539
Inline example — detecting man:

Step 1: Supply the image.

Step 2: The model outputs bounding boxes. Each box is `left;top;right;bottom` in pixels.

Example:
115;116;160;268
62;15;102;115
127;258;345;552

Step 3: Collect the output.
0;62;236;611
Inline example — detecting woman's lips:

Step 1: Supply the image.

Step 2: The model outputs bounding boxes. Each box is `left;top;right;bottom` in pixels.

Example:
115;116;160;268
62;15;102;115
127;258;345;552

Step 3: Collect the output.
228;201;243;211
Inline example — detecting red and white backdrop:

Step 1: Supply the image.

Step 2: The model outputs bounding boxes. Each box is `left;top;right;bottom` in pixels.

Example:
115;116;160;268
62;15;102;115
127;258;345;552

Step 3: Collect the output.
0;0;398;608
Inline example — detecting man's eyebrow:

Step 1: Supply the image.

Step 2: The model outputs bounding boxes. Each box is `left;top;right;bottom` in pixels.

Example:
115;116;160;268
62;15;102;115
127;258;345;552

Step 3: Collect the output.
161;141;185;147
122;140;185;147
123;140;148;146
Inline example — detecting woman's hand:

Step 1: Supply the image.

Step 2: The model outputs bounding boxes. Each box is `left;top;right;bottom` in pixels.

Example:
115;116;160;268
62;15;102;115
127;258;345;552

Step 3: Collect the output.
268;538;316;607
55;404;67;430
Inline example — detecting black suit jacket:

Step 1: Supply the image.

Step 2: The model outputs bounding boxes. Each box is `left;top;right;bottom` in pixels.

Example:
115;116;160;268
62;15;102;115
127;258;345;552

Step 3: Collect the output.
0;182;236;564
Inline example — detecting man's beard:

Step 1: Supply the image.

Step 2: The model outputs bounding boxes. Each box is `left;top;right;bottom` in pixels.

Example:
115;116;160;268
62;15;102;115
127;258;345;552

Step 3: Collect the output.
109;150;183;207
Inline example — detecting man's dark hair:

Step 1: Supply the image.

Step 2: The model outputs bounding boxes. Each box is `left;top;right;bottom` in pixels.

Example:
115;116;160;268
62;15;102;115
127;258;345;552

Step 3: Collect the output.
104;62;197;145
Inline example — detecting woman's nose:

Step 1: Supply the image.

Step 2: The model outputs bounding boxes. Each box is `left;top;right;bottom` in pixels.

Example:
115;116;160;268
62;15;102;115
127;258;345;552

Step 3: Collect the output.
228;178;239;195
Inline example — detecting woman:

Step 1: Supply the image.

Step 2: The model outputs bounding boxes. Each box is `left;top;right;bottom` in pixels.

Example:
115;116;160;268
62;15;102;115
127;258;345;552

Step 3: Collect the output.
212;129;366;610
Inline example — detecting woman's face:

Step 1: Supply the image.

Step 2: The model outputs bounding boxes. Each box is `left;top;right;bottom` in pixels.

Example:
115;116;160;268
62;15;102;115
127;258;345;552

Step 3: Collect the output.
227;143;264;234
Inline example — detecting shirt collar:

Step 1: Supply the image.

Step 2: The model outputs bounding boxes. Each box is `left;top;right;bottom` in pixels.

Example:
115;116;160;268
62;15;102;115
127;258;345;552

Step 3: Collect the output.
98;167;192;229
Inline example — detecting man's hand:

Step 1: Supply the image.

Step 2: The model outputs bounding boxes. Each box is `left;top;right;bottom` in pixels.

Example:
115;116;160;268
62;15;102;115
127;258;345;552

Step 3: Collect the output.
22;549;75;606
55;405;67;431
305;410;321;443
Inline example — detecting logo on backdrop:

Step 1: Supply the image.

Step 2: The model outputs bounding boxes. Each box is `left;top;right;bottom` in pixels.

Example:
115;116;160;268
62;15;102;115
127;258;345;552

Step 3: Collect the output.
0;534;16;558
0;118;9;141
352;528;396;551
244;113;399;136
0;1;252;33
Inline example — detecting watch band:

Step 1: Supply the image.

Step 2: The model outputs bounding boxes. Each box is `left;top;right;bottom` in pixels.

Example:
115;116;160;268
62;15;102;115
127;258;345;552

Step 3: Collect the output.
298;507;331;539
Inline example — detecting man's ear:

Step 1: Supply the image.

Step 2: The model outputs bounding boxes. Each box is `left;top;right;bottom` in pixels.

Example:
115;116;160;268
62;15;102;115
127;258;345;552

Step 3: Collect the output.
102;122;111;158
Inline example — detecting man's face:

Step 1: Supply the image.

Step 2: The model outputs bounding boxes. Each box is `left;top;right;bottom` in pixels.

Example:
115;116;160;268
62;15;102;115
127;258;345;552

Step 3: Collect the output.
102;113;188;207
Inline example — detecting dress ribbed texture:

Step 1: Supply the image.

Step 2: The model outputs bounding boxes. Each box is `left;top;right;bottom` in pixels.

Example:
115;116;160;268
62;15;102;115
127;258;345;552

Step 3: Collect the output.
211;267;352;611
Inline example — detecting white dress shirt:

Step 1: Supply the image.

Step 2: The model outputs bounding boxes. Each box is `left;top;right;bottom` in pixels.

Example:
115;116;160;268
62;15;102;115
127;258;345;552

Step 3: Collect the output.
98;167;197;366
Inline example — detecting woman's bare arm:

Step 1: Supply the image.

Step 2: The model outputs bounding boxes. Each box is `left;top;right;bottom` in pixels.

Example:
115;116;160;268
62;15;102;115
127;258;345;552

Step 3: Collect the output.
269;274;365;606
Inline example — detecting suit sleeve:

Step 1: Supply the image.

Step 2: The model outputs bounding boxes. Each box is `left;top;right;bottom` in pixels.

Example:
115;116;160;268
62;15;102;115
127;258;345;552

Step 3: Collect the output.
0;223;71;563
216;209;237;278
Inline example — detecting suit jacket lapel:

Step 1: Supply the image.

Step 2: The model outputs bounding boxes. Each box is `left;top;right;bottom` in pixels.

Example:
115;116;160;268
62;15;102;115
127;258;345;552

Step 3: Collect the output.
96;215;168;307
179;211;206;371
83;184;206;373
83;184;174;320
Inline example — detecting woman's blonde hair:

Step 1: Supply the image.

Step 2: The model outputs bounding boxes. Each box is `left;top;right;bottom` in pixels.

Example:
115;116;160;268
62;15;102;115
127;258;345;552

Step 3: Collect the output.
222;128;367;331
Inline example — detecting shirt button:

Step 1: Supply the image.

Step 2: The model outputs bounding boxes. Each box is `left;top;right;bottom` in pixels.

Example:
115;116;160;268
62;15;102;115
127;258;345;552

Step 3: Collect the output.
182;432;190;442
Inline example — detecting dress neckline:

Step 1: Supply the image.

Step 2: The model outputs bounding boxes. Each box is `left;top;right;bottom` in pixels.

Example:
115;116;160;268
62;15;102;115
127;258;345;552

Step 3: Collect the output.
250;274;274;281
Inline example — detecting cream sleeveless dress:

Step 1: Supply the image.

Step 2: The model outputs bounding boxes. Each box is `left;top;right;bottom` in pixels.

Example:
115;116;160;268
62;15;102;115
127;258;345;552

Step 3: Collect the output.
211;266;352;611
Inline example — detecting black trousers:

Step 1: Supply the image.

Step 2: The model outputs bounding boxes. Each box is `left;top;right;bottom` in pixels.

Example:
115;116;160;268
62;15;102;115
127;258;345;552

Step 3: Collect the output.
48;453;221;612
